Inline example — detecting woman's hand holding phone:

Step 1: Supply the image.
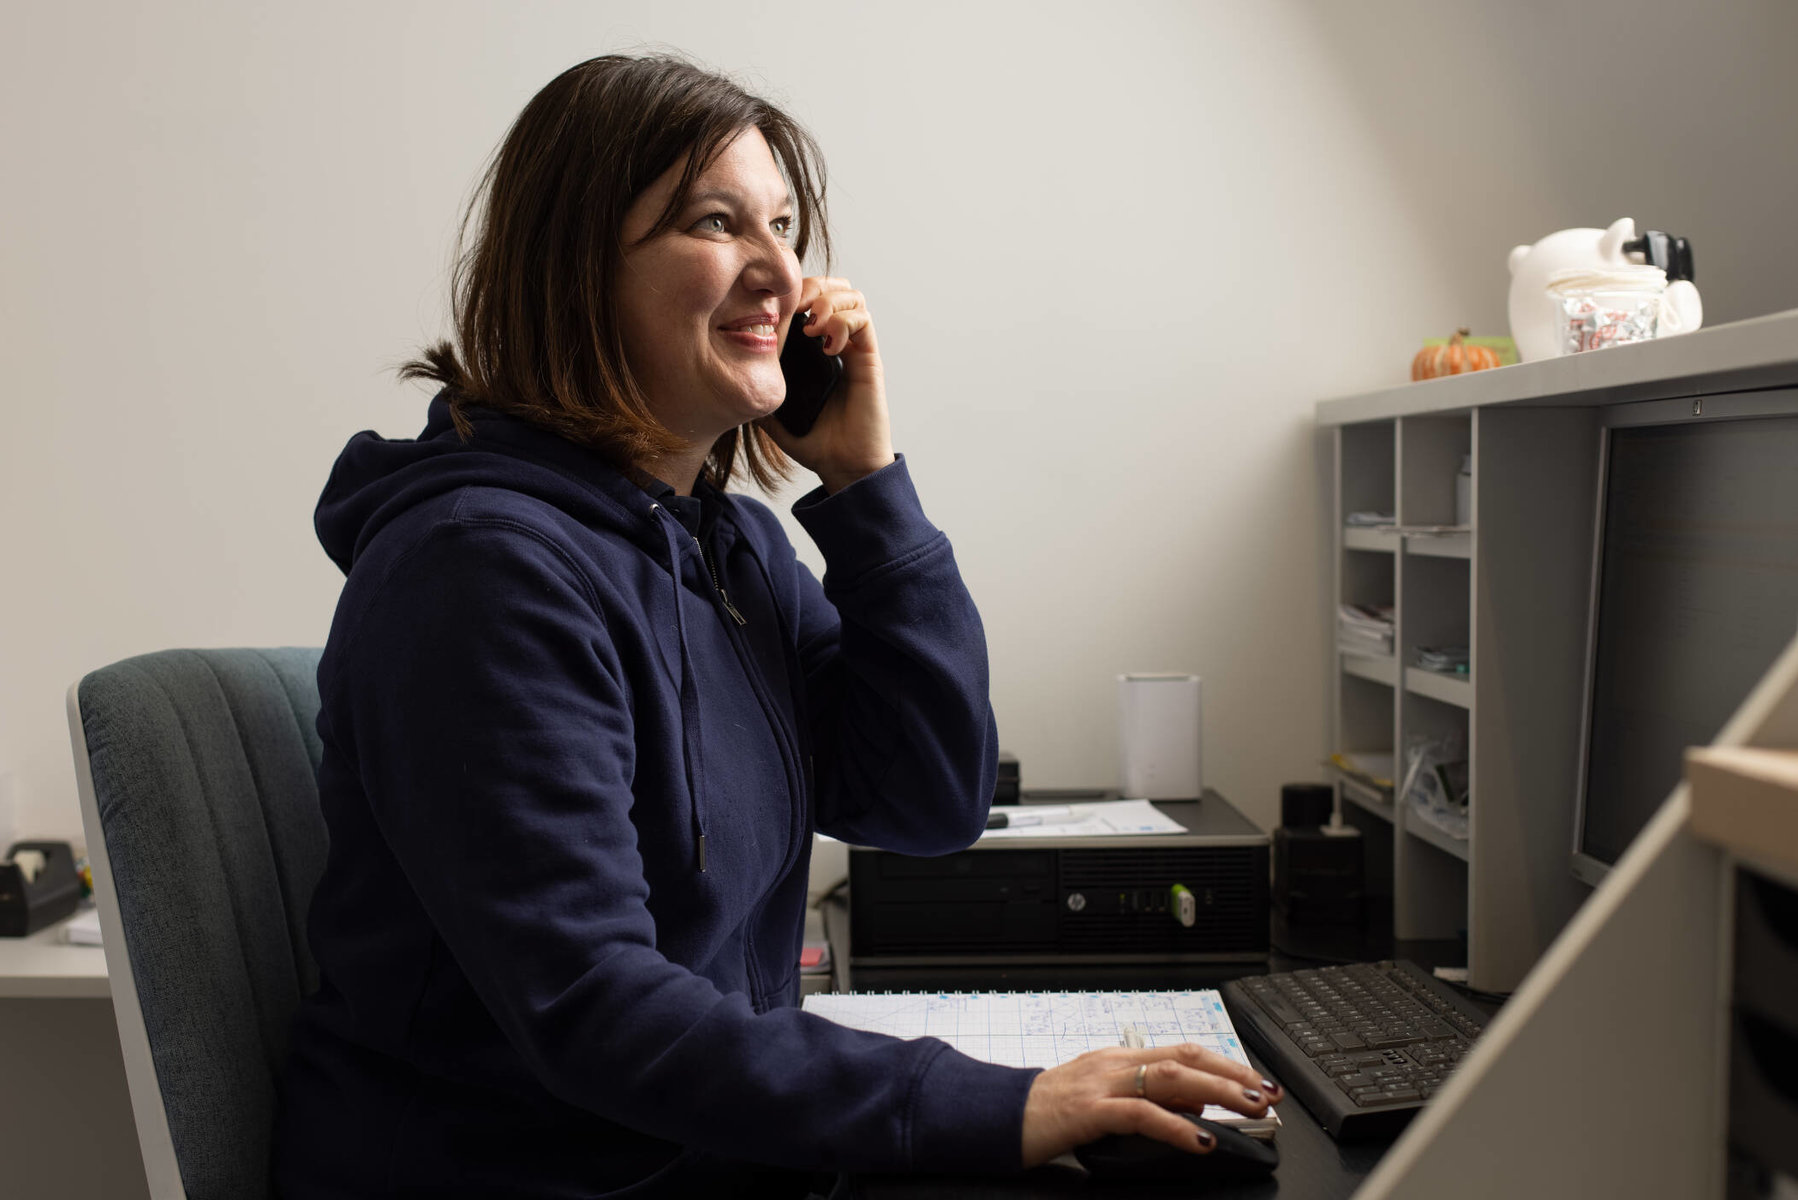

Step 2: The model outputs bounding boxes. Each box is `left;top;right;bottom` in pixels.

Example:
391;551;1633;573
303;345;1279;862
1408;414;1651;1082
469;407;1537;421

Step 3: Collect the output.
763;276;895;494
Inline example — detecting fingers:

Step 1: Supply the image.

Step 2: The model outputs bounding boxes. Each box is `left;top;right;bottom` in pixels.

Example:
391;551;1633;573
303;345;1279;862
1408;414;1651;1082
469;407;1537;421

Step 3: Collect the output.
796;275;855;313
1021;1047;1280;1170
1110;1044;1283;1117
1113;1041;1262;1087
796;279;871;355
1123;1057;1273;1119
810;306;870;355
1120;1100;1220;1154
801;287;863;320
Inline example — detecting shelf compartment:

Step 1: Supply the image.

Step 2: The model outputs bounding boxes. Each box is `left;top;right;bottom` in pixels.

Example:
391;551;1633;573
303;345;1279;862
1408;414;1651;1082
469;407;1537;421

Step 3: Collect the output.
1338;672;1394;789
1399;552;1470;699
1405;811;1470;862
1405;530;1472;559
1341;652;1398;686
1403;687;1470;748
1340;422;1396;521
1405;666;1471;708
1398;414;1472;527
1344;526;1400;552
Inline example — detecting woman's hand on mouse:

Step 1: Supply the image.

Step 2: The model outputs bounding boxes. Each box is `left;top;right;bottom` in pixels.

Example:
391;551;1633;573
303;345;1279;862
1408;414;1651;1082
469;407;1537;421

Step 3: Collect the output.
1019;1044;1282;1168
762;276;894;494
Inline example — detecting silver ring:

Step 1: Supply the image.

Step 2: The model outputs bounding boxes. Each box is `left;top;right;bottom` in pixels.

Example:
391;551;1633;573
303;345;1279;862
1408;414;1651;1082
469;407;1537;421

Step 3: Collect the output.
1134;1063;1148;1099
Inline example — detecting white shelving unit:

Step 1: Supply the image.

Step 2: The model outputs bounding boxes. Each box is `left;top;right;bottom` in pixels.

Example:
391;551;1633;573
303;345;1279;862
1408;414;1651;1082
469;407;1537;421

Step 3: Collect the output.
1330;412;1497;960
1327;402;1607;987
1320;308;1798;993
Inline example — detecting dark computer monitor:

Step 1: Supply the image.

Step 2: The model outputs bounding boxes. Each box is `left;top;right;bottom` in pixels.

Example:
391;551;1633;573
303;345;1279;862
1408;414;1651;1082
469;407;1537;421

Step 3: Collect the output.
1572;398;1798;885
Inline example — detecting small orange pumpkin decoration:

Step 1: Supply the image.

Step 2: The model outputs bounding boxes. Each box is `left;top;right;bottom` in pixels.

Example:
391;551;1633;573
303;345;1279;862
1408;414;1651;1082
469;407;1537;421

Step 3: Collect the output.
1412;328;1502;381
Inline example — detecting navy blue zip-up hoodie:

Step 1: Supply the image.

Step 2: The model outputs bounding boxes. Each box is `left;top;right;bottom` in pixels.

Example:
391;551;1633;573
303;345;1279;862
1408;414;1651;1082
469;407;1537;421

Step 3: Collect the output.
273;397;1038;1197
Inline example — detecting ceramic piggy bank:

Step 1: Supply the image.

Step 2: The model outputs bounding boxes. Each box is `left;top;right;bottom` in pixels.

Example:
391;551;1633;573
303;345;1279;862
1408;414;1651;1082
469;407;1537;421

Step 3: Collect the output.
1506;217;1703;362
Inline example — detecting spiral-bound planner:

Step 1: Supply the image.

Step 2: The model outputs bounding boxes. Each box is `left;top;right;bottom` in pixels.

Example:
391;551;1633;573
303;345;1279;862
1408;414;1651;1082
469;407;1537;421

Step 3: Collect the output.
801;988;1281;1138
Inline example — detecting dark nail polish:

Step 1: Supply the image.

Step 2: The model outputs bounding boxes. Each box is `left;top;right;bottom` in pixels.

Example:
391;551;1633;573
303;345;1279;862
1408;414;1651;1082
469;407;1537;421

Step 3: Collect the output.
1196;1129;1216;1150
1261;1078;1282;1096
1243;1088;1263;1104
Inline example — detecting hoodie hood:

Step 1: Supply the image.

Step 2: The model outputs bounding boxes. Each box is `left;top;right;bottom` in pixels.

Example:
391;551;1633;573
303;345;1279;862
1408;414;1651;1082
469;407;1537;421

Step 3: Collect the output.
316;393;673;576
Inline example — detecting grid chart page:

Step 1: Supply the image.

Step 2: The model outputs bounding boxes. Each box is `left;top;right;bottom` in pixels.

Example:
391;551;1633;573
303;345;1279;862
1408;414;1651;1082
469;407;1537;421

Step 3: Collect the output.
802;990;1261;1125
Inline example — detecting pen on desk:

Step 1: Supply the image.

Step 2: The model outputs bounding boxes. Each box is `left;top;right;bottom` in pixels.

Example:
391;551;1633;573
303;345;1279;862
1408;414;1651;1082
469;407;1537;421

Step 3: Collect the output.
984;806;1077;830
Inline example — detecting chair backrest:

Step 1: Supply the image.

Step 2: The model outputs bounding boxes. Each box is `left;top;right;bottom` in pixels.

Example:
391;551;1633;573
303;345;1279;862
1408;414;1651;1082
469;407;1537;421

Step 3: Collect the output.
67;648;328;1200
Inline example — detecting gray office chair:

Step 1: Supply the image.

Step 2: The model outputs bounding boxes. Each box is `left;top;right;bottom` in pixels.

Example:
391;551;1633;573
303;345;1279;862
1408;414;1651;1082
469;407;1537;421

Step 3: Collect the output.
67;648;328;1200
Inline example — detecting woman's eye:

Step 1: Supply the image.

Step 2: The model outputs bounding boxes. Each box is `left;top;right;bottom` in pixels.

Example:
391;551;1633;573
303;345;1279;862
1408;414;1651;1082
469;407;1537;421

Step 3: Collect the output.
772;216;795;240
695;214;728;234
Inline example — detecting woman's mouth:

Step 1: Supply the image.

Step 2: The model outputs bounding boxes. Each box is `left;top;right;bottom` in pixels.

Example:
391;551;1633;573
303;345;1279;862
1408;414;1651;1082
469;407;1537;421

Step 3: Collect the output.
719;318;779;349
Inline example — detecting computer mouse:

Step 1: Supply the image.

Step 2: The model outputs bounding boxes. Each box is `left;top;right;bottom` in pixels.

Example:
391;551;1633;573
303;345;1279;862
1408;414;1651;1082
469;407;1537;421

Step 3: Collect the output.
1073;1113;1279;1182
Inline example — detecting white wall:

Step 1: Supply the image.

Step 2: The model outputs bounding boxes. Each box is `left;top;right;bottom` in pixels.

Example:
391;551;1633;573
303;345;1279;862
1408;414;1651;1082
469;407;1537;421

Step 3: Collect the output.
3;0;1796;847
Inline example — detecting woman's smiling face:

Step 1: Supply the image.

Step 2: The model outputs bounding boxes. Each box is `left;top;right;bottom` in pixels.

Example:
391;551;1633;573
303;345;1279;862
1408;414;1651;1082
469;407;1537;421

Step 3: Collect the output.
615;127;804;454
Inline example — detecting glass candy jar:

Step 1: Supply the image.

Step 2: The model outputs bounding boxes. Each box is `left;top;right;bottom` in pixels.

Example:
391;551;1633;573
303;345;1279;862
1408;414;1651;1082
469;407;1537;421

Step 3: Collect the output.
1547;265;1666;354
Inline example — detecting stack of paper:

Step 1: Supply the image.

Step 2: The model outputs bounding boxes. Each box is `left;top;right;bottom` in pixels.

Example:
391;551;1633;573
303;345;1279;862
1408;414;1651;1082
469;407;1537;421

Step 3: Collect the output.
1414;645;1469;675
979;799;1187;841
1338;604;1395;656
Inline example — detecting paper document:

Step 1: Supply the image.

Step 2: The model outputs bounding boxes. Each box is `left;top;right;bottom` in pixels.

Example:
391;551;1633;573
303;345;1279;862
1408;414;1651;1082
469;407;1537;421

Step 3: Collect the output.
979;798;1186;840
803;988;1280;1138
1338;603;1396;656
63;908;103;946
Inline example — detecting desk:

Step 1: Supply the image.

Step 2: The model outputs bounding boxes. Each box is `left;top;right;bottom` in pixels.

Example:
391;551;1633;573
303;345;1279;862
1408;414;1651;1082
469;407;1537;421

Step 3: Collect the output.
819;895;1487;1199
0;909;109;998
0;913;151;1199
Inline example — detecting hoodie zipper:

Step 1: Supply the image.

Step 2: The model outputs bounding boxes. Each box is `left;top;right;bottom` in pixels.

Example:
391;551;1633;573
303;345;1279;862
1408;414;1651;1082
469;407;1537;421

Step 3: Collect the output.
692;527;805;1007
698;536;748;626
694;528;807;888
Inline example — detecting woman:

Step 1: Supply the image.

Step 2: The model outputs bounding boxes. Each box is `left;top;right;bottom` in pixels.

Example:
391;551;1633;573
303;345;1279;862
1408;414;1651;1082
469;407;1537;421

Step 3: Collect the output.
274;54;1276;1198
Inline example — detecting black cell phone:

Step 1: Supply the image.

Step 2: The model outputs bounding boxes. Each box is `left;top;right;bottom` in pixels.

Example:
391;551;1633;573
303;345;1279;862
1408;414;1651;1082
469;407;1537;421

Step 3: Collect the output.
774;310;843;437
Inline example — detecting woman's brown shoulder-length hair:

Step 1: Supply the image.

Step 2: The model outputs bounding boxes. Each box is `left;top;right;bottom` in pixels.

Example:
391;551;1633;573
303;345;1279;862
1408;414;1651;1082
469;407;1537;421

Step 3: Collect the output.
403;54;830;492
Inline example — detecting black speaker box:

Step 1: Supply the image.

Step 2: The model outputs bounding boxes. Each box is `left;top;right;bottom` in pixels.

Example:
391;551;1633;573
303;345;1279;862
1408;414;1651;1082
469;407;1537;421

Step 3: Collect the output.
1272;784;1364;927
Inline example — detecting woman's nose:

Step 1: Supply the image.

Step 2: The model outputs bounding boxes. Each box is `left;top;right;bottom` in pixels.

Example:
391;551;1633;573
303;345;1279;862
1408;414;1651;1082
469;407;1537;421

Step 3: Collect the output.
743;233;801;298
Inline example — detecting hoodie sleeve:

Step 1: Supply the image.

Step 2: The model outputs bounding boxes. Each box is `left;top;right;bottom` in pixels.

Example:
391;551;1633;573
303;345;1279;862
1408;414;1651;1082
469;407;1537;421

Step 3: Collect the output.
786;455;1001;853
328;506;1034;1175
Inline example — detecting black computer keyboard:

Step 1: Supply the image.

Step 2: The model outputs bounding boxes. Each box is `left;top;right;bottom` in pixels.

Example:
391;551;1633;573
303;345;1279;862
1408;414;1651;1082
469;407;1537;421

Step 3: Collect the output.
1222;959;1488;1140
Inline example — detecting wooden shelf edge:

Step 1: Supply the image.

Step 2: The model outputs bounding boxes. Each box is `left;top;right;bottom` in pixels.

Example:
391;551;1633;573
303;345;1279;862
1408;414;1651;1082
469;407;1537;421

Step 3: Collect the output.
1405;667;1472;708
1315;307;1798;426
1405;531;1472;559
1342;651;1398;686
1339;779;1395;823
1343;527;1474;558
1686;746;1798;874
1344;527;1400;552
